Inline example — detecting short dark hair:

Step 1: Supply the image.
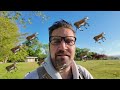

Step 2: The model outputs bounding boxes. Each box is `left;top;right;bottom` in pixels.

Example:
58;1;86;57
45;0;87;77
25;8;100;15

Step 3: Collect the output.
48;19;76;36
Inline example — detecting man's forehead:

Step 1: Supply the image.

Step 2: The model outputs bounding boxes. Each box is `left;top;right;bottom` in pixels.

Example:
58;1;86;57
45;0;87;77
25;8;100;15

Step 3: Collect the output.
51;28;75;36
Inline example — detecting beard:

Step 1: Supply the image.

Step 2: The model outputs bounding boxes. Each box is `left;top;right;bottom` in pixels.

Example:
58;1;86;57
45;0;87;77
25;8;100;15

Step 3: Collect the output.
52;50;72;72
55;57;69;71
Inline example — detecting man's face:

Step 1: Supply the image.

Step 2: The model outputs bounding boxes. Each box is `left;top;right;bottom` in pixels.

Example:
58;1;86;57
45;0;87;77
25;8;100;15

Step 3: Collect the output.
49;27;76;71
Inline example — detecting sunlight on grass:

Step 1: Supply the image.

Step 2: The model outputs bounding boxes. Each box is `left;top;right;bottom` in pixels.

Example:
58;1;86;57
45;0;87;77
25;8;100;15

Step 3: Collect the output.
0;60;120;79
76;60;120;79
0;62;39;79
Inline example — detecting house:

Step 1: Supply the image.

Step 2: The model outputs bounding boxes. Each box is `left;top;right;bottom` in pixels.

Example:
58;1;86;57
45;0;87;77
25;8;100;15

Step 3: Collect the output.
25;56;38;62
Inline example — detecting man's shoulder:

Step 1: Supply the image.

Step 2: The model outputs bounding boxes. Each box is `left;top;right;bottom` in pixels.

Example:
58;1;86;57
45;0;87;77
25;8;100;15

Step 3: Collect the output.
77;65;88;75
24;69;39;79
77;65;86;71
77;65;94;79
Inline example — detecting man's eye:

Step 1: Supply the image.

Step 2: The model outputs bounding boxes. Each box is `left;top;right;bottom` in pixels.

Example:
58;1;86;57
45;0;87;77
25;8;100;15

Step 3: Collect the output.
66;39;72;43
52;39;61;43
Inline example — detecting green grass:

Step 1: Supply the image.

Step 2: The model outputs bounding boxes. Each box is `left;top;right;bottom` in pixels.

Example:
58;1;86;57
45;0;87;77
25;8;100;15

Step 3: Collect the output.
0;60;120;79
0;62;38;79
76;60;120;79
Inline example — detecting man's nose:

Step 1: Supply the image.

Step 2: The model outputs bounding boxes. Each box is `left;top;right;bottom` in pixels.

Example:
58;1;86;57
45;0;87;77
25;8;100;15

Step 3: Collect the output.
58;40;67;49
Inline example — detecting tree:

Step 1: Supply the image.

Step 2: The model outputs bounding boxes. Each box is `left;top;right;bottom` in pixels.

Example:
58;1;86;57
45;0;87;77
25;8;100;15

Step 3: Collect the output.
75;47;81;58
0;17;20;63
26;38;43;58
0;11;49;62
8;46;28;62
42;44;49;55
75;47;90;60
0;11;49;28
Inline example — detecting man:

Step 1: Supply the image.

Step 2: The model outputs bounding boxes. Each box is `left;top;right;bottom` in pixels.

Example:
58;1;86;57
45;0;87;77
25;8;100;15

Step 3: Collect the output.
24;19;93;79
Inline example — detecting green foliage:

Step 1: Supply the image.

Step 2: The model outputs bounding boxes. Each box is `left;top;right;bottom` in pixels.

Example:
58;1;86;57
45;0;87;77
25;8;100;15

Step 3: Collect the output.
75;47;81;58
23;39;48;60
8;46;28;62
0;17;20;62
0;11;50;63
26;38;43;58
75;47;90;60
42;44;49;54
38;54;47;60
0;11;50;28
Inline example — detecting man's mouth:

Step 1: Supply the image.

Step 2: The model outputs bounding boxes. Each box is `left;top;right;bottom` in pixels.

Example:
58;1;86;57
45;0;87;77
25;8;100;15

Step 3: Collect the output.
57;54;68;56
56;54;69;57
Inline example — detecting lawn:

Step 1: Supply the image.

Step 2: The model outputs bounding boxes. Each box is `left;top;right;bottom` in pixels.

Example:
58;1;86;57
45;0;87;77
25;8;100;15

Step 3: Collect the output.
0;60;120;79
0;62;38;79
76;60;120;79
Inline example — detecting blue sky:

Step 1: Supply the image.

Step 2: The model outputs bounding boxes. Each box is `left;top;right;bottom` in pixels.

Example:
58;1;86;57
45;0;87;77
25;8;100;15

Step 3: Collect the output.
19;11;120;56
